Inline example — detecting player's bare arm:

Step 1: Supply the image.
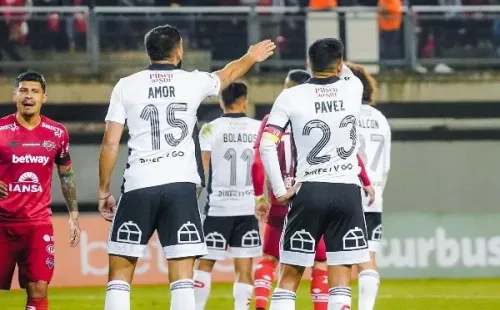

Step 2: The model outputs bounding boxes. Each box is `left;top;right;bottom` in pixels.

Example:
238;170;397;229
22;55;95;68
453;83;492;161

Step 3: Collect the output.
98;121;124;221
0;180;7;199
57;164;81;247
214;40;276;92
201;151;211;187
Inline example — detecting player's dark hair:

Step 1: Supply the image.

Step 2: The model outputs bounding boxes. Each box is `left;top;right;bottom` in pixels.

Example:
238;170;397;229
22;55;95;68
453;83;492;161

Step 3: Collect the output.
144;24;182;61
221;82;248;107
345;62;378;105
308;38;344;73
15;71;47;93
287;69;311;85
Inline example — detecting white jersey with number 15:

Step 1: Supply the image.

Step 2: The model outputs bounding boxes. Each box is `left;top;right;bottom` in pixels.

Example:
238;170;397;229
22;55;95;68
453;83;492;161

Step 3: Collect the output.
105;66;221;193
358;104;391;212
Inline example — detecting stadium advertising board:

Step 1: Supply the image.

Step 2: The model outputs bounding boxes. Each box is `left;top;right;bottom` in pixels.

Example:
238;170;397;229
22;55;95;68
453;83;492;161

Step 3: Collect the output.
10;212;500;289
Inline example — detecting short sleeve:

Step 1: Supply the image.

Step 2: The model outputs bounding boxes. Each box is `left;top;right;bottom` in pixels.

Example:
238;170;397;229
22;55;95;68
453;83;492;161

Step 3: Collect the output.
199;122;215;152
55;126;71;166
195;71;221;99
105;79;126;124
266;90;291;130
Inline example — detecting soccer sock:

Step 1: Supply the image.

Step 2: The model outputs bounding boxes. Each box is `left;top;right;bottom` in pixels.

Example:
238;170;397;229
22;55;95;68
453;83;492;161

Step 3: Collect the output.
104;280;130;310
26;297;48;310
328;287;352;310
269;288;296;310
194;270;212;310
170;279;196;310
233;282;253;310
254;258;276;309
311;269;328;310
358;270;380;310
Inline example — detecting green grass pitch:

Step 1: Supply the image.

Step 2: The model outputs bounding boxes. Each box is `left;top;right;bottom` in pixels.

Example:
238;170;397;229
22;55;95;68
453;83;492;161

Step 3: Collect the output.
1;279;499;309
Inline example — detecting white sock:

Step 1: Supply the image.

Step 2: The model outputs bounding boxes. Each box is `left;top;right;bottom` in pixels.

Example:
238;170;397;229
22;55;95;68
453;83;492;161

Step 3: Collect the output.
105;280;130;310
269;288;296;310
358;270;380;310
233;282;253;310
170;279;195;310
328;287;352;310
193;270;212;310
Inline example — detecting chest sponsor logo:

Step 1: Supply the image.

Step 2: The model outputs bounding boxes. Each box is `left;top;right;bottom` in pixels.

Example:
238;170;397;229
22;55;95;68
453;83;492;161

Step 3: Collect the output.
12;154;50;166
9;172;43;193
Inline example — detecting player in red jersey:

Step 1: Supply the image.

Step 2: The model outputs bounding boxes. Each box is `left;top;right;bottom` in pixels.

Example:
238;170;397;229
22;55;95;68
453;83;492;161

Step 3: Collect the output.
252;69;374;310
0;72;81;310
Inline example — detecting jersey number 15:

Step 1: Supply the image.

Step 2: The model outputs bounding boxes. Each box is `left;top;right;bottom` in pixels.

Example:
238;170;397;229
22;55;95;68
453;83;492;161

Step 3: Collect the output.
140;103;189;150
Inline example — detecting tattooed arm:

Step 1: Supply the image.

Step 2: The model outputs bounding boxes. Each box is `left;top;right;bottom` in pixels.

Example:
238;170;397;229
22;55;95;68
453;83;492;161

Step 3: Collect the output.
57;164;79;217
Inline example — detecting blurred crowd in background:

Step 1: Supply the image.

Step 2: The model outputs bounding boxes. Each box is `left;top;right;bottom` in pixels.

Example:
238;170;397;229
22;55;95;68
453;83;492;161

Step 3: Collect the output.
1;0;500;72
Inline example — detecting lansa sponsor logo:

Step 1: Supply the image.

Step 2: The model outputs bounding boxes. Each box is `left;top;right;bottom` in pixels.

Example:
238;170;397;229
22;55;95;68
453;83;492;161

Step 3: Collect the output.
9;172;43;193
12;154;50;166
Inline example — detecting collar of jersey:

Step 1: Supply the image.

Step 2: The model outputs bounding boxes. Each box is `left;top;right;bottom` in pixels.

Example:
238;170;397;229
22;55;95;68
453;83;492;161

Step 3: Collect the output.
222;113;246;118
306;76;340;85
147;63;177;71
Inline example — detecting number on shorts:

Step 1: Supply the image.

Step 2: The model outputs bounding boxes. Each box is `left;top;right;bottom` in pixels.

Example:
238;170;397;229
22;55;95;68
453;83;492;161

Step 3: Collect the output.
358;134;385;171
223;148;254;186
140;103;189;150
302;115;357;165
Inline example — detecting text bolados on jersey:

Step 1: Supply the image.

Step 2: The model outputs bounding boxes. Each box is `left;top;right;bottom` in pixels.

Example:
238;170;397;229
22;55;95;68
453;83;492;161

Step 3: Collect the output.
266;75;363;191
199;114;261;216
105;64;221;193
357;104;391;212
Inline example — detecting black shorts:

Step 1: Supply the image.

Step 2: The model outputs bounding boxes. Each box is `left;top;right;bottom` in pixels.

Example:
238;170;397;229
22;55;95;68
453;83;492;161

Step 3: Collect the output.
108;182;207;259
280;182;370;267
365;212;382;252
201;215;262;261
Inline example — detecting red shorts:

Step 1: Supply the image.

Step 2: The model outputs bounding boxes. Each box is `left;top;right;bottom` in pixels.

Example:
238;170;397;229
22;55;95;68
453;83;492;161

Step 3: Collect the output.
262;217;327;262
0;224;55;290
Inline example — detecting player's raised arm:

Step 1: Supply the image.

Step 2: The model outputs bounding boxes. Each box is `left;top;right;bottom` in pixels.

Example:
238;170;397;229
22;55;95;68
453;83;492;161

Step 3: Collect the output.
214;40;276;92
260;91;291;201
98;80;125;221
56;127;81;247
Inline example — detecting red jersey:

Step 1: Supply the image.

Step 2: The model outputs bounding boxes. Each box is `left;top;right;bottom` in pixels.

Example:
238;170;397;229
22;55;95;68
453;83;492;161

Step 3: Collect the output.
0;114;71;226
253;114;296;223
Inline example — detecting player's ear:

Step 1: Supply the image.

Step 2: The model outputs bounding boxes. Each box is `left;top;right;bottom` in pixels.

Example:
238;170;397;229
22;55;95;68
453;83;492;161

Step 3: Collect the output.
337;60;343;76
42;92;47;104
219;98;224;111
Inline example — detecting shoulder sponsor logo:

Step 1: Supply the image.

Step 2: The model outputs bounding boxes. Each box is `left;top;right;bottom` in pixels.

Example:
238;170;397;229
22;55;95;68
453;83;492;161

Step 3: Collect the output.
12;154;50;166
46;244;55;255
0;122;18;132
9;172;42;193
41;122;63;137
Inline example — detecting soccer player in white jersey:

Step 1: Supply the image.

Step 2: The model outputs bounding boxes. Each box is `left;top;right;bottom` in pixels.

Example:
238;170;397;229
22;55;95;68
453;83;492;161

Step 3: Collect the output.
97;24;275;310
260;38;370;310
194;82;262;310
345;63;391;310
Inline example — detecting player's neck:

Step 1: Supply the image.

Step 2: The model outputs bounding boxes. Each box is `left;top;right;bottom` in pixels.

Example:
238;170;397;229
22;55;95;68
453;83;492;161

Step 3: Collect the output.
16;113;41;129
150;60;177;66
224;108;245;115
312;71;339;79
